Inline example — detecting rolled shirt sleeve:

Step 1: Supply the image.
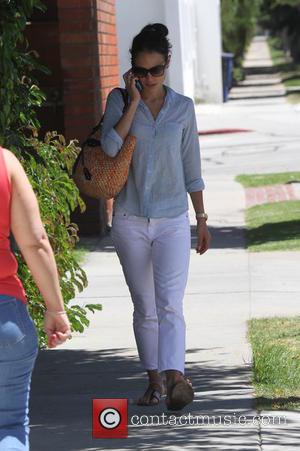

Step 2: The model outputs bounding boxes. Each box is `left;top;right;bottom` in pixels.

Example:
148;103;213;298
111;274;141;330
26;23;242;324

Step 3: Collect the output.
100;88;125;157
181;99;205;193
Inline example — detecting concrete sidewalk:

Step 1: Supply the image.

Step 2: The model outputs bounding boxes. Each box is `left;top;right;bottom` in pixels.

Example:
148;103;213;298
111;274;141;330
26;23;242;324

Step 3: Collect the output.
29;39;300;450
229;36;286;100
29;171;299;451
30;180;264;451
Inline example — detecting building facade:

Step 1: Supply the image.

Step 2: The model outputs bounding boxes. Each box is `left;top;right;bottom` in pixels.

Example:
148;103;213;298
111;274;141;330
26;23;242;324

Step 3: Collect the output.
25;0;223;235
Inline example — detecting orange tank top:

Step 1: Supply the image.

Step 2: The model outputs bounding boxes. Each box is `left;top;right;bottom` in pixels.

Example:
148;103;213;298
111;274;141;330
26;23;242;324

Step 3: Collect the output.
0;146;27;303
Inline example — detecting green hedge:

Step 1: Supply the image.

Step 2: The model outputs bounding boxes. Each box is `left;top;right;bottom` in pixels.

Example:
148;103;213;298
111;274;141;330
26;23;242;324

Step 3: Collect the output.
259;0;300;63
0;0;102;348
221;0;262;81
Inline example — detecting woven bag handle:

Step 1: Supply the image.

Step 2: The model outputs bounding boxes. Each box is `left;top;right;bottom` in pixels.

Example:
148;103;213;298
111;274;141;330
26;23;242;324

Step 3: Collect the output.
88;87;129;137
73;88;128;173
76;88;129;169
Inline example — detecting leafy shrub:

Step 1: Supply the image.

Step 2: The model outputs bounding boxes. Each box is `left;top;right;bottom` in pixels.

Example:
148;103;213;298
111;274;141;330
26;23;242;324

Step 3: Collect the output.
259;0;300;63
0;0;102;348
221;0;262;81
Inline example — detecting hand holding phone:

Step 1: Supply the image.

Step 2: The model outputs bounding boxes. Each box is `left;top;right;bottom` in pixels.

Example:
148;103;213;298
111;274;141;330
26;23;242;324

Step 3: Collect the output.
123;69;142;102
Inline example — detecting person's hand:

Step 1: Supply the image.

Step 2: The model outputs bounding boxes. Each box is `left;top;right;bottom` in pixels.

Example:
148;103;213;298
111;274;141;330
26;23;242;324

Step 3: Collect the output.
123;69;141;103
43;311;72;348
196;221;211;254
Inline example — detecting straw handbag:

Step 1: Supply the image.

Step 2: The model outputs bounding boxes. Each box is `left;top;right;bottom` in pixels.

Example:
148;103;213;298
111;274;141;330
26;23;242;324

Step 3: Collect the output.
72;88;136;200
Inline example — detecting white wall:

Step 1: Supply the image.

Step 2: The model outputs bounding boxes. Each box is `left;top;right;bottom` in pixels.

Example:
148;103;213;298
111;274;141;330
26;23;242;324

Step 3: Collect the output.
194;0;223;103
163;0;184;93
177;0;197;98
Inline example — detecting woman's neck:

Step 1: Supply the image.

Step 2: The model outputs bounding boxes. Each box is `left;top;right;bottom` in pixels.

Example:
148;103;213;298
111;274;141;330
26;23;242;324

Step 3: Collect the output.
141;84;166;102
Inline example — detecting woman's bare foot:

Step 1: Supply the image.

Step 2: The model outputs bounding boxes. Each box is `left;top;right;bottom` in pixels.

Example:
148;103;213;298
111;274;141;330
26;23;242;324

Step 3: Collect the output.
165;370;194;410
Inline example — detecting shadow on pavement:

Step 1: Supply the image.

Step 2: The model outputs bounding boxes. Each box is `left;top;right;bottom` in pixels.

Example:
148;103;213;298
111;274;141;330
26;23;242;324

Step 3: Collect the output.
78;223;247;254
30;347;260;451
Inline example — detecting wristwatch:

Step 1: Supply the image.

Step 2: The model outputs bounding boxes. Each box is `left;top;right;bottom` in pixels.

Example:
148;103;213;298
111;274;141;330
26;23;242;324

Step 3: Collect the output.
195;212;208;221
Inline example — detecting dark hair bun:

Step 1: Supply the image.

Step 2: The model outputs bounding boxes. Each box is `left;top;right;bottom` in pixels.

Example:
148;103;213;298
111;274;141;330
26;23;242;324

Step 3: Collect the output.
140;23;168;38
130;22;172;65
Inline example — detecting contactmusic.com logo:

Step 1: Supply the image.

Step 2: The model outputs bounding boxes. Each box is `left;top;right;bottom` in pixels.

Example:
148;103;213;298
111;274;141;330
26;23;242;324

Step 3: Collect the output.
92;399;128;438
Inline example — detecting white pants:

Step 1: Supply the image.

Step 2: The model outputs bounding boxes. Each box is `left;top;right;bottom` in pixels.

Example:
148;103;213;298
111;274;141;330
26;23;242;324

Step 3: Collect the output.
111;210;191;375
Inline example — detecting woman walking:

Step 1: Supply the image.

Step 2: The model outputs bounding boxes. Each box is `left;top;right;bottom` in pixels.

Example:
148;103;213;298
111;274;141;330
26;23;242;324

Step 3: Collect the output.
101;23;211;410
0;146;72;450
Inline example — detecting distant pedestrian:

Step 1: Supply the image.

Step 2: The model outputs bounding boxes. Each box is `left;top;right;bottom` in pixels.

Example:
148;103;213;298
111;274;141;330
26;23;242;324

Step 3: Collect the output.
101;23;211;410
0;146;72;450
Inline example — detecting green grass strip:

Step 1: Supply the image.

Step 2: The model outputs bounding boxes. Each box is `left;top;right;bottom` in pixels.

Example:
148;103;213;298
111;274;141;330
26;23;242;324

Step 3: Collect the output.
284;78;300;87
235;172;300;188
246;200;300;252
268;36;300;99
247;316;300;410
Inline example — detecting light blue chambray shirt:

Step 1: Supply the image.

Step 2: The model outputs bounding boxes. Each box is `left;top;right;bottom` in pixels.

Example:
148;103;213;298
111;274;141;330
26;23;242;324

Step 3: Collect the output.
100;84;205;218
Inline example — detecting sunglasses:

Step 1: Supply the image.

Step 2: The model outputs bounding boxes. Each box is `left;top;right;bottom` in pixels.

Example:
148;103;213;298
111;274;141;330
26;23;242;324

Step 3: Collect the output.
132;62;168;78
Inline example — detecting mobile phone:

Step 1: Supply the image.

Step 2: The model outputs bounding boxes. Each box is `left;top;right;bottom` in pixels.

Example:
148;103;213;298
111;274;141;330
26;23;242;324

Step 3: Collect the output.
135;79;143;92
122;69;143;92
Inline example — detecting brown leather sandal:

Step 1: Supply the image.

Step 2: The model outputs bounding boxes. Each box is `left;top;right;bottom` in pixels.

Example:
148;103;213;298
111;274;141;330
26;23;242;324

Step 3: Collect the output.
165;376;194;411
136;381;166;406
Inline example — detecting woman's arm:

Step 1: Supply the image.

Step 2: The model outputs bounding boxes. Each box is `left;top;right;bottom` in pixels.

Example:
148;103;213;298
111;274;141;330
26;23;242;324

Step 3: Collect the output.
189;190;205;215
4;148;71;346
190;190;211;255
100;73;141;157
100;88;139;157
7;149;65;312
181;99;205;194
181;100;211;254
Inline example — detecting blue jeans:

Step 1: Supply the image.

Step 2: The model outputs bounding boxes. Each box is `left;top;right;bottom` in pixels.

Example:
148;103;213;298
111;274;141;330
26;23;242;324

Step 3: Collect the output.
0;295;39;451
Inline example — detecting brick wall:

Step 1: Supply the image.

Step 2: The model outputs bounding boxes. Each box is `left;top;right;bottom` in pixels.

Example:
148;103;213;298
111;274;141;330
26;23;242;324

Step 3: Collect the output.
96;0;120;112
57;0;120;235
57;0;120;147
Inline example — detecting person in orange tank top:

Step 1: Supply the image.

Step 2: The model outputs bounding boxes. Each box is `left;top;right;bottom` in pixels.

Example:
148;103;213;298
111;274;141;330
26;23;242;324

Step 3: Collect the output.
0;146;71;450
